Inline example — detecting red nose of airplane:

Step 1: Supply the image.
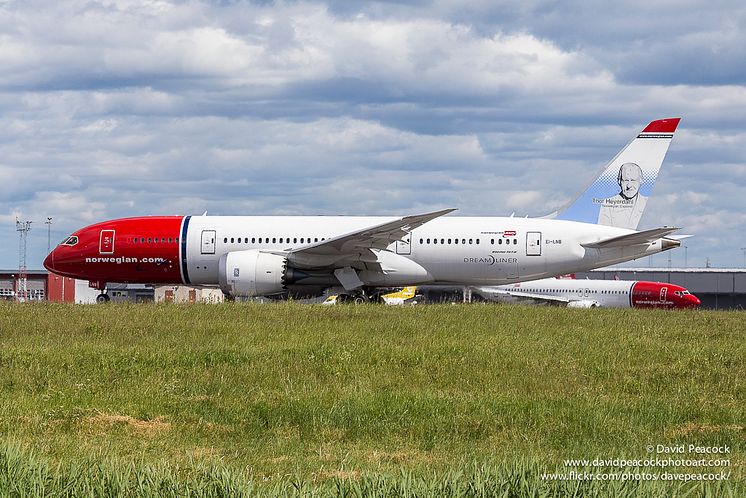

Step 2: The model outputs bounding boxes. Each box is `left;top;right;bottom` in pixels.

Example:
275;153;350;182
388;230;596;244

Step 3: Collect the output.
43;249;55;273
687;294;701;308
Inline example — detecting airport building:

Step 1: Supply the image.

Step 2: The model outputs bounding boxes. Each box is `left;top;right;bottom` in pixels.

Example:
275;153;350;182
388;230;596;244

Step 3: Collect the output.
0;270;75;302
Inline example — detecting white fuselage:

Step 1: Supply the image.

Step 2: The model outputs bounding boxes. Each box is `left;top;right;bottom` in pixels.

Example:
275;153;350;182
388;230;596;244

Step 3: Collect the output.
182;215;669;288
484;278;636;307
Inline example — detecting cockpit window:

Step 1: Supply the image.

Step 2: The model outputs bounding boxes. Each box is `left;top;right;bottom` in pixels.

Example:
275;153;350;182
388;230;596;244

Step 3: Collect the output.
61;236;78;246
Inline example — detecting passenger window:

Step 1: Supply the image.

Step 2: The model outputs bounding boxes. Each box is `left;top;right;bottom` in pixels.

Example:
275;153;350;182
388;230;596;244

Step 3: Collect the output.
434;239;438;245
148;238;152;243
272;238;276;243
491;239;494;244
513;239;517;245
448;238;452;244
469;239;472;244
420;238;423;244
476;239;480;245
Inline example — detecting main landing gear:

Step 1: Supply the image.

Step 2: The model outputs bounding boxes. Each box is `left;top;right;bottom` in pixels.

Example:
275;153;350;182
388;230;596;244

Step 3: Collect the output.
335;289;386;304
336;293;369;304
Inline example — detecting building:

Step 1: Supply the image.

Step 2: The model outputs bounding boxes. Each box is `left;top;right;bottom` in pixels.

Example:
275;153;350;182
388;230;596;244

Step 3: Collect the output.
0;270;73;302
153;285;224;303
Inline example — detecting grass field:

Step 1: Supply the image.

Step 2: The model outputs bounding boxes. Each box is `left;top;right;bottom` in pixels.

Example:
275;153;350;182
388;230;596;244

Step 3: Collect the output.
0;302;743;496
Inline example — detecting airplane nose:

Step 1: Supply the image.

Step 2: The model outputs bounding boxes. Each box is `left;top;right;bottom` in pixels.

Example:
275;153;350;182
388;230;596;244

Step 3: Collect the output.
689;295;701;308
43;250;55;272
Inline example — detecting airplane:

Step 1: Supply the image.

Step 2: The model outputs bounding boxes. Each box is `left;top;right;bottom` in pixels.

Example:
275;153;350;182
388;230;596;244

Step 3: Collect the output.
472;277;700;308
44;118;683;304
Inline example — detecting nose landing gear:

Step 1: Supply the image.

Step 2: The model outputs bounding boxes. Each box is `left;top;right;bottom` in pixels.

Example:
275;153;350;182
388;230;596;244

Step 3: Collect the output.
89;280;110;304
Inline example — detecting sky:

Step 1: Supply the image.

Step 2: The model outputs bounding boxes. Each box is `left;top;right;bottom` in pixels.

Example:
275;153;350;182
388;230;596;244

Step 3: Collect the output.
2;0;745;270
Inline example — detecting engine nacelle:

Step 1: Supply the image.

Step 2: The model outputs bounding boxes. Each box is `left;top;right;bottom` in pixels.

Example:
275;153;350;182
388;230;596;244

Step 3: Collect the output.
219;250;287;297
567;300;600;308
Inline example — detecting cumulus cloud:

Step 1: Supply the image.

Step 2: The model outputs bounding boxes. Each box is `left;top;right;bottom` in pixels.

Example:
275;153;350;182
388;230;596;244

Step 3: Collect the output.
1;0;745;269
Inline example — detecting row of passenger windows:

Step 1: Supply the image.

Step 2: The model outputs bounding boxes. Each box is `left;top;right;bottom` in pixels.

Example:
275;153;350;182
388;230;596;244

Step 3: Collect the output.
529;289;624;295
419;237;519;245
224;236;327;245
132;237;179;244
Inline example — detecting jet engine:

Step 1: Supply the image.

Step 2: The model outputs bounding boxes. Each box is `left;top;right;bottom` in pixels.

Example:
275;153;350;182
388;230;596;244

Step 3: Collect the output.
219;250;287;297
566;300;600;308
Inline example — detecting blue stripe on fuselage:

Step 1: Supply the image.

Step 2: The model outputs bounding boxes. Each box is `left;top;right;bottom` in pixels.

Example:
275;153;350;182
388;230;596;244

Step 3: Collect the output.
180;216;191;284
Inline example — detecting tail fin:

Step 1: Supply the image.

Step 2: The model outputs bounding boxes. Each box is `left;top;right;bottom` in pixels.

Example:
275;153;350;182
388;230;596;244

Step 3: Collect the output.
550;118;680;229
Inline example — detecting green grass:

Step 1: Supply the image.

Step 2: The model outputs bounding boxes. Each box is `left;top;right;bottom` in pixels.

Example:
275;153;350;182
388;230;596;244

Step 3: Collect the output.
0;302;743;496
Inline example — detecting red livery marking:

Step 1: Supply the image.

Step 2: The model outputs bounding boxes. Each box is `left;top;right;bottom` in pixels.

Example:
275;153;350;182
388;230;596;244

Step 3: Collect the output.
44;216;184;284
503;230;516;237
641;117;681;133
630;281;700;309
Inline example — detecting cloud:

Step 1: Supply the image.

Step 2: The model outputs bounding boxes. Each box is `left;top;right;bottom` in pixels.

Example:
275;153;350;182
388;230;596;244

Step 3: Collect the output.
0;0;745;270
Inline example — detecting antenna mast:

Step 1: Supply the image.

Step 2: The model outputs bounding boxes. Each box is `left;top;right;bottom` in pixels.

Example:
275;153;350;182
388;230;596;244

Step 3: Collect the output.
16;218;32;302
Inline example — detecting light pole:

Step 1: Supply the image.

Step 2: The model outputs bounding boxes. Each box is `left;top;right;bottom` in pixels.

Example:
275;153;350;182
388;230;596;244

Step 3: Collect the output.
684;245;688;268
45;217;52;254
741;247;746;268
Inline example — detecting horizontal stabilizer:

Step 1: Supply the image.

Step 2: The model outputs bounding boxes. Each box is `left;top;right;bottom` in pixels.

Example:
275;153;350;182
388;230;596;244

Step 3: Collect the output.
669;234;693;241
582;227;680;249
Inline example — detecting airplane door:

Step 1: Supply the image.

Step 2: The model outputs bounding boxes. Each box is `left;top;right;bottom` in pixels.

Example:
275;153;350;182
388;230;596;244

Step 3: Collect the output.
99;230;115;254
201;230;216;255
396;233;411;255
526;232;541;256
660;286;668;302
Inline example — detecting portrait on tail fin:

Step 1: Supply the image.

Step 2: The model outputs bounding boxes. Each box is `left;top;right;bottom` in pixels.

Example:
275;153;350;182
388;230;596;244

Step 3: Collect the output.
596;162;647;229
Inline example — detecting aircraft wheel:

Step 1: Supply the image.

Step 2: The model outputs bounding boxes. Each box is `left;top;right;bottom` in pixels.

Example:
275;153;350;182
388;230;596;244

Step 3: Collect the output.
96;293;110;304
352;294;369;305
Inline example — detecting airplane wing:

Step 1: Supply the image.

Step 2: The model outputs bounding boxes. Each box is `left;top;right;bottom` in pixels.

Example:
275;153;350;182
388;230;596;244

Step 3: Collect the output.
287;209;456;269
581;227;680;249
478;287;571;304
